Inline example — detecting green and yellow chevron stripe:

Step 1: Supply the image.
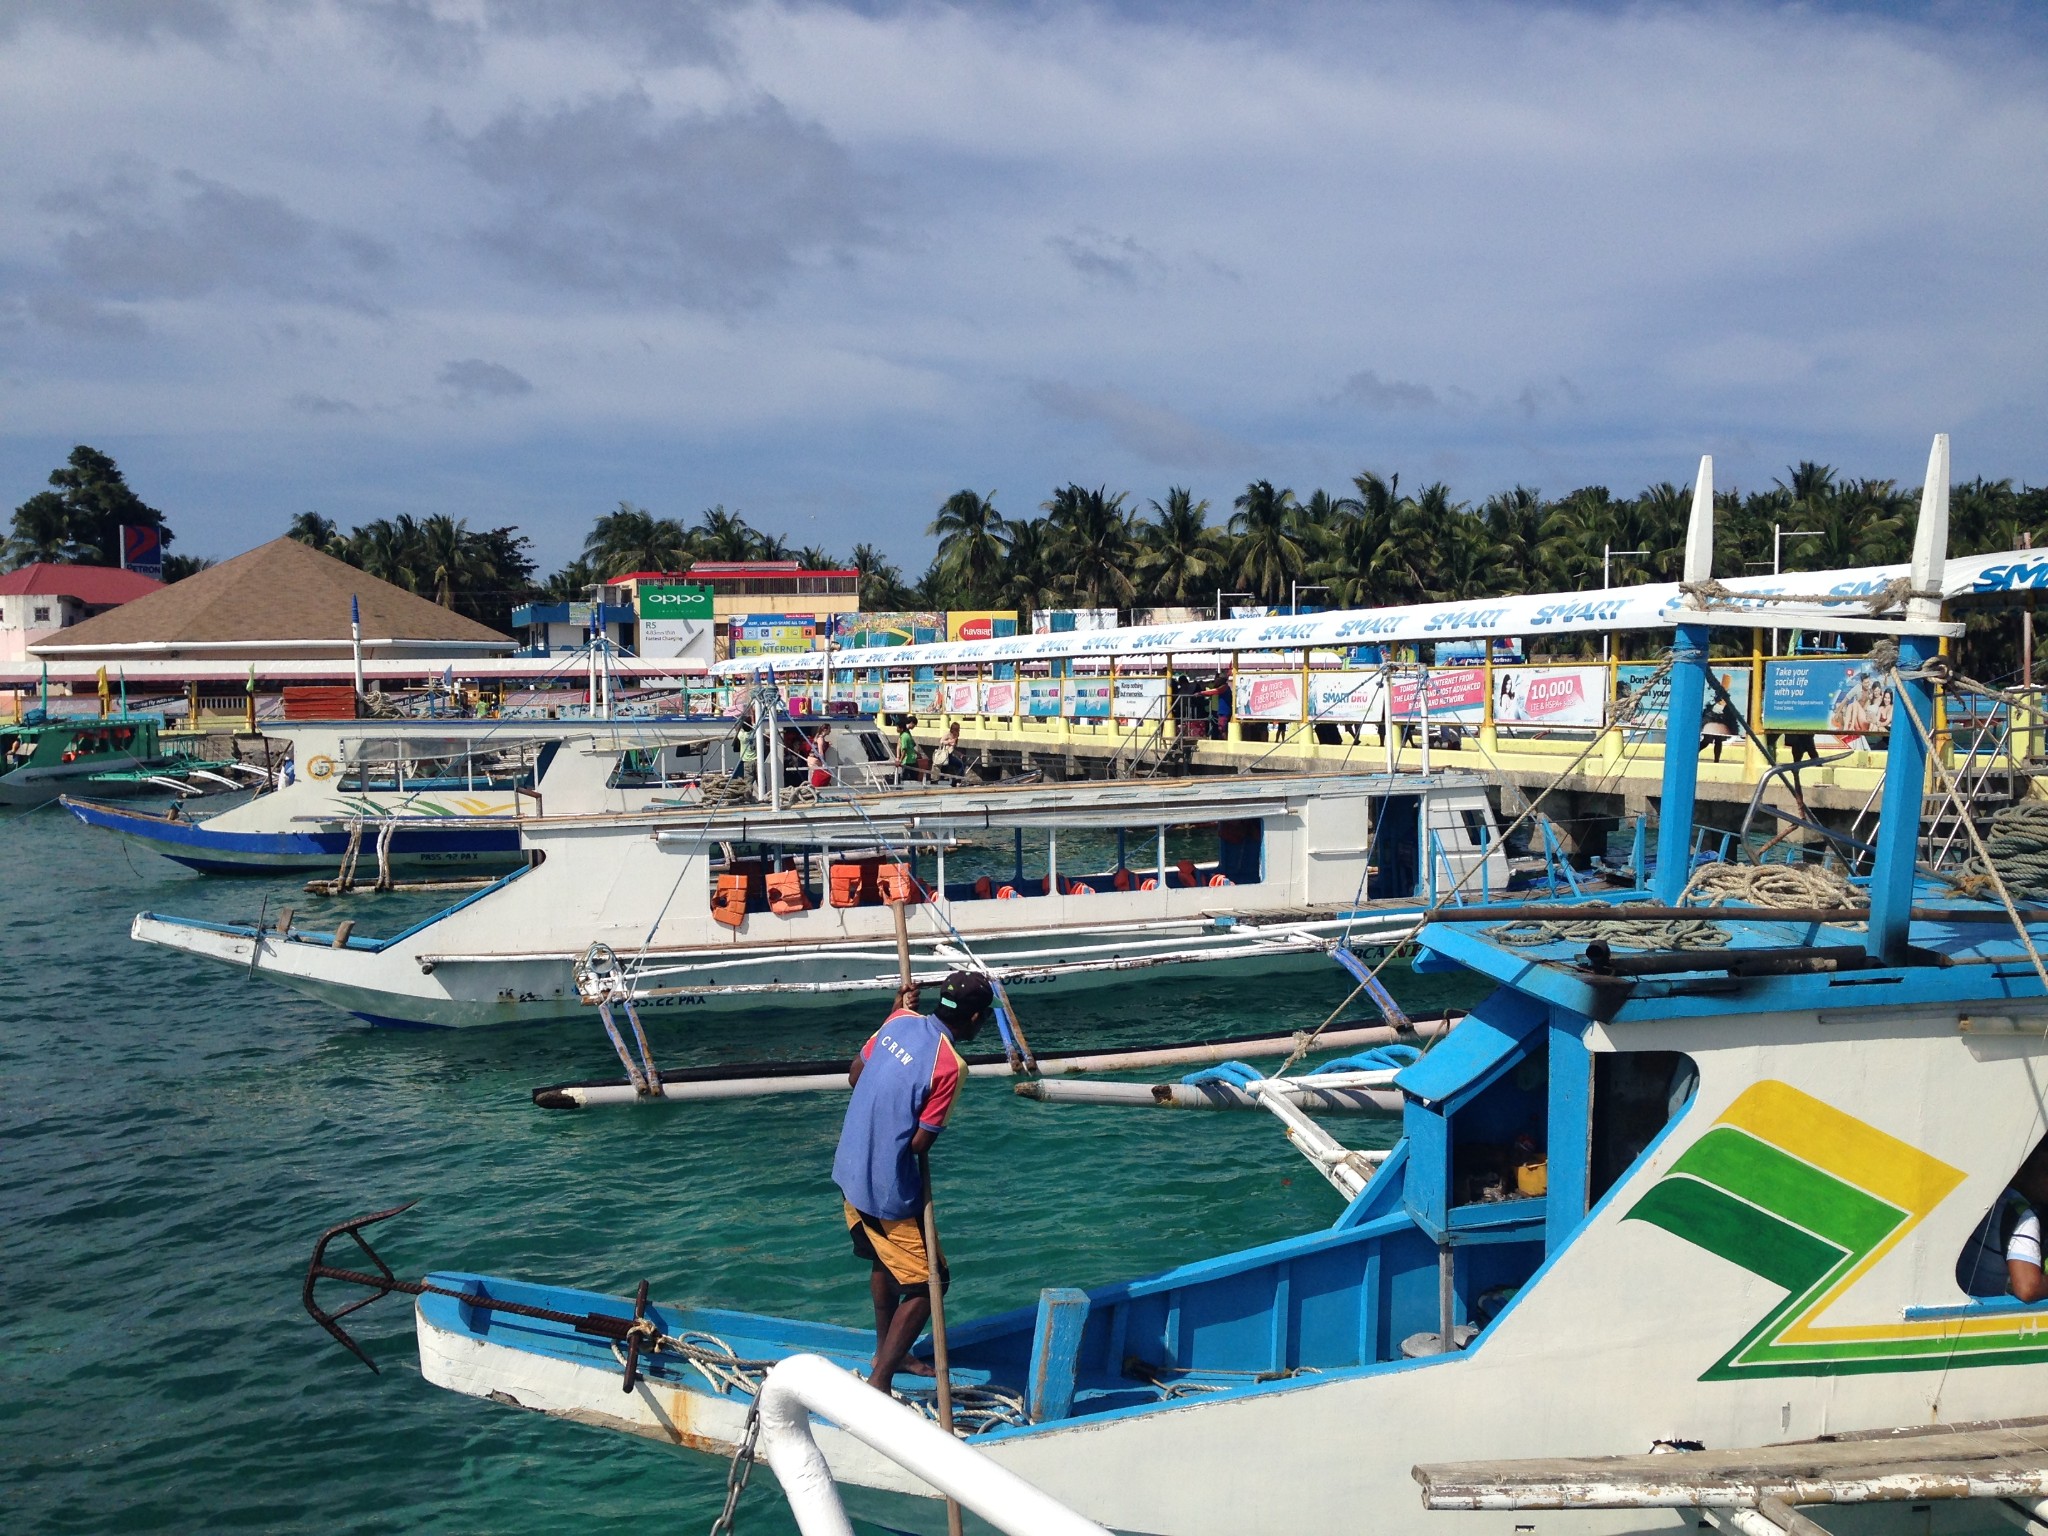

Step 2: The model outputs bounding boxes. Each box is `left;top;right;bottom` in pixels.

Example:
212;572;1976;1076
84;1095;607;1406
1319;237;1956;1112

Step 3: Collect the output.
1626;1081;2048;1377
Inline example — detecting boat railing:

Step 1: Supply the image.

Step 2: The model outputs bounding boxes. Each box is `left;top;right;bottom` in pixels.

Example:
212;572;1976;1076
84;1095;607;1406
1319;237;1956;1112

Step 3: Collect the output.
750;1352;1107;1536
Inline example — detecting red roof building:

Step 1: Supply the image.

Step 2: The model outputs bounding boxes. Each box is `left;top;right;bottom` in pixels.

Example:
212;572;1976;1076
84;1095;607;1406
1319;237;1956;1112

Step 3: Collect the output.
0;563;163;663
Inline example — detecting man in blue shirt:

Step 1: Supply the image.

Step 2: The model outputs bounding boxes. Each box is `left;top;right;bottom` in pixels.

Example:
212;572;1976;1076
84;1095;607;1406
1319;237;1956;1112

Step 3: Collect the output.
834;970;994;1389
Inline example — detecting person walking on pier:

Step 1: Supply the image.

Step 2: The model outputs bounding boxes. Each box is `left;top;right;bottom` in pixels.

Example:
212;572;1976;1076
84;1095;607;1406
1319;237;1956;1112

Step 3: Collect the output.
833;971;994;1389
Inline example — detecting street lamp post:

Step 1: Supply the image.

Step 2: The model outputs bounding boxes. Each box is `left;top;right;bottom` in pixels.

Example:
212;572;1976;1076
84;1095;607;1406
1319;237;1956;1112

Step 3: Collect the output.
1289;582;1329;617
1600;545;1649;662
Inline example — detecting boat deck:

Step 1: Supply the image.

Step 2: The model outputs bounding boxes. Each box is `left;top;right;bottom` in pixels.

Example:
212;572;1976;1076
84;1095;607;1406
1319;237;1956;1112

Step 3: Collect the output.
1416;1414;2048;1509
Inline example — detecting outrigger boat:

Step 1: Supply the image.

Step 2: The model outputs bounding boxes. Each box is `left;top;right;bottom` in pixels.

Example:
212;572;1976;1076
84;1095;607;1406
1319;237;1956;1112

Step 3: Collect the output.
303;442;2048;1535
0;710;245;807
66;716;885;877
128;760;1509;1027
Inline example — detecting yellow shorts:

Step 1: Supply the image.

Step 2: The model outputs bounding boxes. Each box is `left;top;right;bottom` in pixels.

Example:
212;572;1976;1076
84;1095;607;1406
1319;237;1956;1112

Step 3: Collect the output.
845;1200;948;1293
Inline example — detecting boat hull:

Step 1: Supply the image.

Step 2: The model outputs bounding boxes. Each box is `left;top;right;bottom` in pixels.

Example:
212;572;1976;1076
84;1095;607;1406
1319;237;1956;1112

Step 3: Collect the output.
64;796;525;875
0;754;162;806
129;908;1402;1029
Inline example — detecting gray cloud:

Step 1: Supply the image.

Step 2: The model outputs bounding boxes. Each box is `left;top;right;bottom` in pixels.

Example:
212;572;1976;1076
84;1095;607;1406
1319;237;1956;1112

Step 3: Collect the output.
1030;381;1246;468
26;290;148;340
438;358;534;402
41;164;393;310
1336;369;1444;412
288;391;365;416
0;0;236;48
1515;377;1584;420
478;0;735;66
449;90;888;310
1048;227;1164;289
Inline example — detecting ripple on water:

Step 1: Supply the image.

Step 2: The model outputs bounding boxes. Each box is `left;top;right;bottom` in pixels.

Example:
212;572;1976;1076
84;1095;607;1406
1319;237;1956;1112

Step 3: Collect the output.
0;809;1483;1532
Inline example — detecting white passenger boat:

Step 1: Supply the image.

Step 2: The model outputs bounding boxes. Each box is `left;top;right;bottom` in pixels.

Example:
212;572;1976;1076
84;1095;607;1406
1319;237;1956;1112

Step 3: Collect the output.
67;716;890;877
303;442;2048;1535
129;766;1507;1027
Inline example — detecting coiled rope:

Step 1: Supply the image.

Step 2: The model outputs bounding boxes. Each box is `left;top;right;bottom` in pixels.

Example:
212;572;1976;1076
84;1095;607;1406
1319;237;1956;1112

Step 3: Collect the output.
610;1324;1029;1433
1951;803;2048;903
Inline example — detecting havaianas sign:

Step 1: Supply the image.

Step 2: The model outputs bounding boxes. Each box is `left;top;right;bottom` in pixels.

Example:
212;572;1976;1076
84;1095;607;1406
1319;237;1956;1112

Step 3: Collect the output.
637;584;713;619
1627;1081;2048;1378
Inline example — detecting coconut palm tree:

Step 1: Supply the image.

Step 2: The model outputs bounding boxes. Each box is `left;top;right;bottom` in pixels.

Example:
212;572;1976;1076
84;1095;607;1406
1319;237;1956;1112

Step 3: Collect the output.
1479;487;1544;593
583;502;690;578
995;518;1058;612
1043;484;1138;609
929;490;1008;604
286;512;347;558
5;492;87;567
1228;479;1306;603
693;504;759;562
1138;488;1223;608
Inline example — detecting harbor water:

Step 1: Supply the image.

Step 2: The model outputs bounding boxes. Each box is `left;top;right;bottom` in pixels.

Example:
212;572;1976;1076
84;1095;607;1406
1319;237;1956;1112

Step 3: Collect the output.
2;805;1482;1533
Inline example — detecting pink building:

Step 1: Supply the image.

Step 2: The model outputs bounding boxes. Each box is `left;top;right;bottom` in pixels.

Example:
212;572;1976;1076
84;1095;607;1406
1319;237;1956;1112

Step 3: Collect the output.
0;564;162;663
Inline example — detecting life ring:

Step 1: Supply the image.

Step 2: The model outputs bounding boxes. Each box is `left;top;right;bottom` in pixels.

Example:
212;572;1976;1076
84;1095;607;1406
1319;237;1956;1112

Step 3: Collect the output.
306;754;337;780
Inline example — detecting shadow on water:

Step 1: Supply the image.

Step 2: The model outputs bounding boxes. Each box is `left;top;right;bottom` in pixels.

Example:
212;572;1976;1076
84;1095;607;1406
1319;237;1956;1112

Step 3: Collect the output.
0;810;1483;1533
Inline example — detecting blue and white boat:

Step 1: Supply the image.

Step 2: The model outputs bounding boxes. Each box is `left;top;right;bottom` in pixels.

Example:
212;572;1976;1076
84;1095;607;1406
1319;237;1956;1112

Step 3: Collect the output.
66;716;805;876
311;441;2048;1534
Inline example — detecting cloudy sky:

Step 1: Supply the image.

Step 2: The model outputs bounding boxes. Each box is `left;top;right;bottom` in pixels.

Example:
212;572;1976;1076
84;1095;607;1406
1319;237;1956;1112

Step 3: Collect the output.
1;0;2044;576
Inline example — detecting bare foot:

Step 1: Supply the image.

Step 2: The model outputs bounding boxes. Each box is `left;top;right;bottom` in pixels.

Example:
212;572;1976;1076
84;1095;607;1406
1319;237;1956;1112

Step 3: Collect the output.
896;1358;937;1378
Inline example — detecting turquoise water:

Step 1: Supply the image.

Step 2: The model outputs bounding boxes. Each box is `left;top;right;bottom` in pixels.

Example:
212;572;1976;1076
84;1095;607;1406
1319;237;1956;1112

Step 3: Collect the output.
1;806;1480;1533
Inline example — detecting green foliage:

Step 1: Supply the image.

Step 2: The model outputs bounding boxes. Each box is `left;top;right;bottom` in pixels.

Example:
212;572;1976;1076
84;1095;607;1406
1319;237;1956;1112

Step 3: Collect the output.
7;445;171;569
285;512;538;632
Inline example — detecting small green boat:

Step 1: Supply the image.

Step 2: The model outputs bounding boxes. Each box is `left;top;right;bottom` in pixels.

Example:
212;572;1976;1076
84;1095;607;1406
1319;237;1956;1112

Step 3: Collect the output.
0;713;211;807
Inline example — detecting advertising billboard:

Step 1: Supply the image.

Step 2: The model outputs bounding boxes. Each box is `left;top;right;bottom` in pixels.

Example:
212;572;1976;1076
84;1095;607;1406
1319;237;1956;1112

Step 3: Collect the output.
1492;666;1607;729
120;524;164;581
1762;658;1890;740
1390;667;1486;722
732;614;817;658
835;611;944;647
942;680;979;714
1024;679;1064;717
946;610;1019;642
1236;673;1305;721
981;680;1017;715
636;583;714;619
1616;664;1752;729
1308;671;1385;722
1112;677;1168;720
1066;679;1113;719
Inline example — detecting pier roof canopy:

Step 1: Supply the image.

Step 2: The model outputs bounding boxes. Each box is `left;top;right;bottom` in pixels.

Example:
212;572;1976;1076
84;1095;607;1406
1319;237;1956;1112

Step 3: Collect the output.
28;537;515;659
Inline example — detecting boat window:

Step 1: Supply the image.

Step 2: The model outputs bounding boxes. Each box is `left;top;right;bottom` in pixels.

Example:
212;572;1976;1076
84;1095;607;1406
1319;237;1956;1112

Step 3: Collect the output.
1590;1051;1698;1204
1955;1134;2048;1300
1460;808;1490;847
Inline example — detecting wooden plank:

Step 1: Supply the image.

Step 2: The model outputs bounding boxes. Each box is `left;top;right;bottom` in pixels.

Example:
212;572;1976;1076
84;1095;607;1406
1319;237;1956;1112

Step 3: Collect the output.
1416;1417;2048;1510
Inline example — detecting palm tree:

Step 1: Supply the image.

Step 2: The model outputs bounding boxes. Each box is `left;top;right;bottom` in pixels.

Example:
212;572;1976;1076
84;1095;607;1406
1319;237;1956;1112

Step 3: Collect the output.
1372;482;1464;601
5;492;86;567
850;542;916;610
583;502;690;578
418;514;475;608
1536;487;1621;591
1138;488;1223;608
796;545;841;571
1479;487;1544;593
929;490;1008;603
1228;480;1306;602
545;556;599;601
694;505;759;562
286;512;346;557
995;518;1058;612
1043;484;1137;609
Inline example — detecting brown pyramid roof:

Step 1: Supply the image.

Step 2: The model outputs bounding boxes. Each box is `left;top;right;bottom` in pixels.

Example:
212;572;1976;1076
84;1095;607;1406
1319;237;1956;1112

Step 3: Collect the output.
32;537;513;655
